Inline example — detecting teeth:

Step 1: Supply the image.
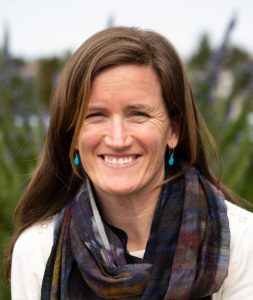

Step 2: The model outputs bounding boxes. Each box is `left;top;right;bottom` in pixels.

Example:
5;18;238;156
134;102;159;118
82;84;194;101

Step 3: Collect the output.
104;156;136;165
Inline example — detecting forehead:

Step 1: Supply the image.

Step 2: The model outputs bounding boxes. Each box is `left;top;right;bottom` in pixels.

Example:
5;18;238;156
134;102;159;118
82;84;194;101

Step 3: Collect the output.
88;64;163;107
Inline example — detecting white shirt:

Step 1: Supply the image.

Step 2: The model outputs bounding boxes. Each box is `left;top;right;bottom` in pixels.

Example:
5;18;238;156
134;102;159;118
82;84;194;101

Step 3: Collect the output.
11;201;253;300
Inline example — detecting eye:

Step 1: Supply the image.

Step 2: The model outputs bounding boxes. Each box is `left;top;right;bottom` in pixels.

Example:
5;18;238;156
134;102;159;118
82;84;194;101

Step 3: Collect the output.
131;111;150;118
85;112;105;119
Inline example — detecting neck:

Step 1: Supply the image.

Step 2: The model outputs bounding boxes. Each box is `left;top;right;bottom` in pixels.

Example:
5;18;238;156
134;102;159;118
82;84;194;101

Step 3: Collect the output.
95;187;161;252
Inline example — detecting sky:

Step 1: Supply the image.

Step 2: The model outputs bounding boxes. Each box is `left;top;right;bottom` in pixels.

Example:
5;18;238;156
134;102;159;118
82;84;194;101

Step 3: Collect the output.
0;0;253;60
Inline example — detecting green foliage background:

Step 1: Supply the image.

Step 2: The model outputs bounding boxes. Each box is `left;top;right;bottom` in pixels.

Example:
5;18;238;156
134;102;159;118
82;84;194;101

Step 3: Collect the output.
0;28;252;299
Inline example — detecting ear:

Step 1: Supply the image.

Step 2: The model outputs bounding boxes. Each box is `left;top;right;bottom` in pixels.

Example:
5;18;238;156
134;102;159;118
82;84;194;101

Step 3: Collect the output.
167;118;180;149
73;135;80;151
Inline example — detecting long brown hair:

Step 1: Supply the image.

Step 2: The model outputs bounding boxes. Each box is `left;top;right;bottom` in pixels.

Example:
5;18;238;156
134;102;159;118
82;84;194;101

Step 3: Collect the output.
4;26;238;280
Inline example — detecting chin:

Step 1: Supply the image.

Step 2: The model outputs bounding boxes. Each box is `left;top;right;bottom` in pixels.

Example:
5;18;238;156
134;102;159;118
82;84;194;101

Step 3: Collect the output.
99;183;138;196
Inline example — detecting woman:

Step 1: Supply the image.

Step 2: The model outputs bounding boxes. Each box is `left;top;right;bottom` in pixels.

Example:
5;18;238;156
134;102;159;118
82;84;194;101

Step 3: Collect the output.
5;27;253;299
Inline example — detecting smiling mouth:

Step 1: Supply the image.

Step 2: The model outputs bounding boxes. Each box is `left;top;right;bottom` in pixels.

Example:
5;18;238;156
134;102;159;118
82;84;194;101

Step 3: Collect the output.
101;155;139;166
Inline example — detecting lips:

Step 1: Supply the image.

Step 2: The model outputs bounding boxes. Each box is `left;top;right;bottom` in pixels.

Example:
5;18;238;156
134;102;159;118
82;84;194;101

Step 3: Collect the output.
101;155;139;166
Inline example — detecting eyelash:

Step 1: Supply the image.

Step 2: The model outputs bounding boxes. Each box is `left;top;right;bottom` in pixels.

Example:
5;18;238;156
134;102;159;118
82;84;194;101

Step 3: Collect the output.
85;112;105;119
131;111;149;117
85;111;150;119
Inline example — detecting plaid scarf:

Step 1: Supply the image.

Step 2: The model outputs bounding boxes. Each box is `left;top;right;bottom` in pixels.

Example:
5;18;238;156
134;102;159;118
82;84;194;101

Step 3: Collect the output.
41;168;230;299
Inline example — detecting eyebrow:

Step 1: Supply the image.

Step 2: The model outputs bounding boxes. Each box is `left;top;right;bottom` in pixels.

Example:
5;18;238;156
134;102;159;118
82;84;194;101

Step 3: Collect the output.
87;103;154;111
125;104;153;110
86;105;107;112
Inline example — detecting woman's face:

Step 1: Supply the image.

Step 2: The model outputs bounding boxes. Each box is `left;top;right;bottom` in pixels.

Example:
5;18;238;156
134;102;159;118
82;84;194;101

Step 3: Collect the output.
77;64;179;198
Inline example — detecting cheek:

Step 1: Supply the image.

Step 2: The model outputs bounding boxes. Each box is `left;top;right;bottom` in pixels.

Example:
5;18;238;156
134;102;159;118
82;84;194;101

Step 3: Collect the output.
137;132;168;163
137;124;170;146
77;132;98;172
77;140;95;170
77;126;102;152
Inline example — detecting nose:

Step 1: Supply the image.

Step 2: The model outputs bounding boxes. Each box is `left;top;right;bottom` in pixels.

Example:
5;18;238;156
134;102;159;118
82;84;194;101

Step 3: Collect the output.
104;116;132;149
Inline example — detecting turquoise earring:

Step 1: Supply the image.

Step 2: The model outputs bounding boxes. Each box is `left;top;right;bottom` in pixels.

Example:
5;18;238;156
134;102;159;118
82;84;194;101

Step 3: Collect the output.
74;153;80;166
168;149;174;166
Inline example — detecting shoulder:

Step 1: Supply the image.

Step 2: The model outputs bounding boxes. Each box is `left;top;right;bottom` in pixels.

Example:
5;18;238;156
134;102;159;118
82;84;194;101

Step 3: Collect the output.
226;200;253;265
11;217;55;300
226;201;253;253
213;201;253;300
13;216;55;262
226;200;253;227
